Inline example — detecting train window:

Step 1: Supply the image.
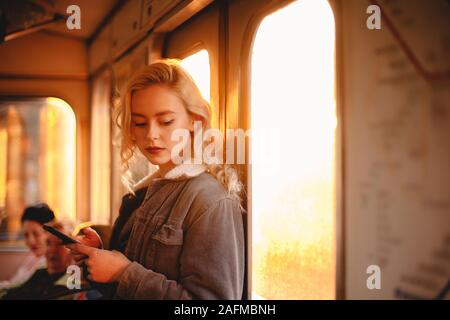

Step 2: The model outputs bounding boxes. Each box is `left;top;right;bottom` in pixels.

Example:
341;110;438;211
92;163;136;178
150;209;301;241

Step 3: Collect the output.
181;49;211;102
0;97;76;241
250;0;336;299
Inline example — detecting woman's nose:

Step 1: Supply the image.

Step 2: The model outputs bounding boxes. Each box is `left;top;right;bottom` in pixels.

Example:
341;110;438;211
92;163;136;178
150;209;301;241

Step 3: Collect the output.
146;123;159;141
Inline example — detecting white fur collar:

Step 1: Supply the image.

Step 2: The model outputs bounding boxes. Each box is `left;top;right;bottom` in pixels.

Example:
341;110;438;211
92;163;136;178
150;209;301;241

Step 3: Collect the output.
132;163;207;191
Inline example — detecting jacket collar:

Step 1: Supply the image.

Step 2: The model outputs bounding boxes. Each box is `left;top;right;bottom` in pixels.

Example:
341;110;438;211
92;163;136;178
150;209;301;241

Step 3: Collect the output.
132;163;207;192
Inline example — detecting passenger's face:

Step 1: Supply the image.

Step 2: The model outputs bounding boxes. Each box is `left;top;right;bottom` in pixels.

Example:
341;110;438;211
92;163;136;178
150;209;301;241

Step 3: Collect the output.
45;233;72;274
131;84;193;173
23;220;47;257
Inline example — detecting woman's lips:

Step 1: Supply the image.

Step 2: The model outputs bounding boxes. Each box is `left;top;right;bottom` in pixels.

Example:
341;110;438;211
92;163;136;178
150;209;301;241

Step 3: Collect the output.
146;146;165;155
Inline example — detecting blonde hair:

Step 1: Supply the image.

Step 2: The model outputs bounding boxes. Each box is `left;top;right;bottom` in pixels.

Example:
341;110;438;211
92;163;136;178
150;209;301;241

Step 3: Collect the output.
113;59;243;202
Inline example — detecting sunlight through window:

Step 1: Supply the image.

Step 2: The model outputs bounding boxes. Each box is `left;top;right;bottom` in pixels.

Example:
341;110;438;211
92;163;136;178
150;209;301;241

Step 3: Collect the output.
91;75;111;225
0;97;76;240
181;49;211;102
41;98;77;223
251;0;337;299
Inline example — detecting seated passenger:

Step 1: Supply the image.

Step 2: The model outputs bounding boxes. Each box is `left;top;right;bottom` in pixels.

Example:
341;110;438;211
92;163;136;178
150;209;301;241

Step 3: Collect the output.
0;221;89;300
0;203;55;289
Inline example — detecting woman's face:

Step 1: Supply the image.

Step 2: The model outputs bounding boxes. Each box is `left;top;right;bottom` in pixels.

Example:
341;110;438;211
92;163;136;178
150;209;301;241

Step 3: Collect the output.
131;84;194;173
23;220;47;257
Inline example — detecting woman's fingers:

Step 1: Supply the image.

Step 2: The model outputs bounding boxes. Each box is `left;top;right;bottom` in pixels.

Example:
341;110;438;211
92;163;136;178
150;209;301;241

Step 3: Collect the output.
67;243;88;264
76;258;87;266
73;235;87;244
72;253;87;263
66;243;96;255
81;227;99;239
80;227;103;248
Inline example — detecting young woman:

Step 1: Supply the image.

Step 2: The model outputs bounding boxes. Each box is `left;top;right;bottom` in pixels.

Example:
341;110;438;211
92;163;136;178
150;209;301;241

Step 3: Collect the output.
68;59;245;299
0;203;55;289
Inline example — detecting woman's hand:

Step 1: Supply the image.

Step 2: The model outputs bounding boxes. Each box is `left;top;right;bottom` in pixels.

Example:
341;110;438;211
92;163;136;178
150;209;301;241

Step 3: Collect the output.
70;227;103;264
75;227;102;248
67;244;131;283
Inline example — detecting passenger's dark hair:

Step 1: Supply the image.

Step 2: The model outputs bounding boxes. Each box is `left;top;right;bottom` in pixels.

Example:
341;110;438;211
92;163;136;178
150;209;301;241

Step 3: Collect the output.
21;203;55;225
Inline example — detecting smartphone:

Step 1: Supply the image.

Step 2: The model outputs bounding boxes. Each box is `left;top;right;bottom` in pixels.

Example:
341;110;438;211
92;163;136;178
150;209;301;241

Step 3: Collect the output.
43;224;80;244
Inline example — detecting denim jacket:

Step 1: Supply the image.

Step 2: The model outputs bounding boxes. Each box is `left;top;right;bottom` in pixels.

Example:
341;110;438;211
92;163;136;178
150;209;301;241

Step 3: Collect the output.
109;167;245;300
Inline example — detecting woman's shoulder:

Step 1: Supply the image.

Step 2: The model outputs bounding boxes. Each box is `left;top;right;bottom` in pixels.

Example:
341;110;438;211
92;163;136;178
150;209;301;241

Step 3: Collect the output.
181;173;242;228
184;172;238;209
187;171;227;195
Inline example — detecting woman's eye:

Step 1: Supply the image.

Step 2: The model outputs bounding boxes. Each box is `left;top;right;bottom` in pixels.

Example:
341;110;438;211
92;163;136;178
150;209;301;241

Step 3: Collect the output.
161;119;174;126
133;122;147;127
